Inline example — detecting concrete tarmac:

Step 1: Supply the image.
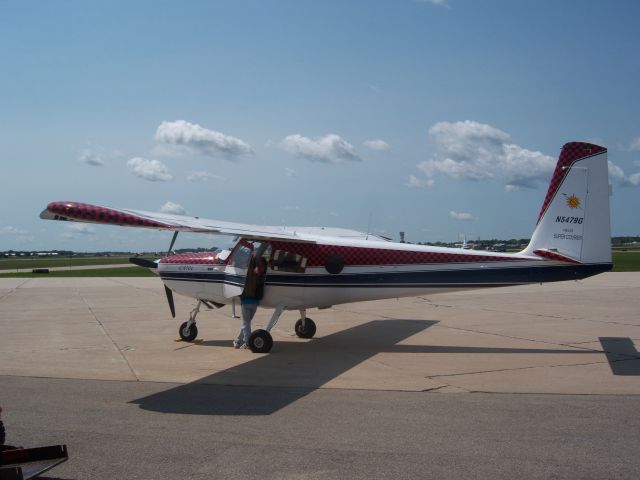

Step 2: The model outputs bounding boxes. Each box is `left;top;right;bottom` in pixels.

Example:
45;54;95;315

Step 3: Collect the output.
1;273;639;478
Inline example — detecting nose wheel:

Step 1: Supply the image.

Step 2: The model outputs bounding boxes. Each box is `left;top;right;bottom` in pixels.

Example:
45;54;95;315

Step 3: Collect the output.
178;300;202;342
179;321;198;342
295;317;316;339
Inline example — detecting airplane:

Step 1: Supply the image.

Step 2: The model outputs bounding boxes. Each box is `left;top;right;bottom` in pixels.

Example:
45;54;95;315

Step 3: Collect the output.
40;141;613;353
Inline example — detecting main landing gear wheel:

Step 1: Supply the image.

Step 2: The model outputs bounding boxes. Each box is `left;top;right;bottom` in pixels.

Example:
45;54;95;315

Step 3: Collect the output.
295;318;316;339
179;321;198;342
248;329;273;353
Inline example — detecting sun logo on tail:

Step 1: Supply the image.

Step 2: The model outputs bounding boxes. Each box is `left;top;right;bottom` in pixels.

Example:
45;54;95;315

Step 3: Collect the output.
564;194;581;209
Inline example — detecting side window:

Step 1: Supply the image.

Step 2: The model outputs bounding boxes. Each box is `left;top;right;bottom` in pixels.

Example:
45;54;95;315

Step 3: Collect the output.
270;250;307;273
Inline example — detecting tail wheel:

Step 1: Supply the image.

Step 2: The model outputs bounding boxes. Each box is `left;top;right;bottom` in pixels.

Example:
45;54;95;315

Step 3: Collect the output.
179;321;198;342
294;318;316;339
248;329;273;353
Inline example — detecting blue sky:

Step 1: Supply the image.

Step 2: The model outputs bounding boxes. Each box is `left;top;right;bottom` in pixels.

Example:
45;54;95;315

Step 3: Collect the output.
1;0;639;252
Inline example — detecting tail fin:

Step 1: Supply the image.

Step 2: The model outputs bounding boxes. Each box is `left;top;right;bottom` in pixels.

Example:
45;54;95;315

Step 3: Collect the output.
523;142;611;264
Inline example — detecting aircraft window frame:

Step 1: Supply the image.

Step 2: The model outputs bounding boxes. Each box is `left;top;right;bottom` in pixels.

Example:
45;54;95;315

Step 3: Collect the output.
227;240;254;269
270;249;307;273
226;240;271;270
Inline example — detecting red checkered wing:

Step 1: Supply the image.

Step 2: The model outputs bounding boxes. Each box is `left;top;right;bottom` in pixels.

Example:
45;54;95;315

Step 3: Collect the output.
40;201;316;243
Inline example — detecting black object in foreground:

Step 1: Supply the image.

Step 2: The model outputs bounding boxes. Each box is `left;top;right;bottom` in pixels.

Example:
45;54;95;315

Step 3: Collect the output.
129;257;158;269
0;445;68;480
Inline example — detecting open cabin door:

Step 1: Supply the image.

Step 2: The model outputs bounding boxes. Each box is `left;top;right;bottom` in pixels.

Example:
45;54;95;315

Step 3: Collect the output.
222;240;269;298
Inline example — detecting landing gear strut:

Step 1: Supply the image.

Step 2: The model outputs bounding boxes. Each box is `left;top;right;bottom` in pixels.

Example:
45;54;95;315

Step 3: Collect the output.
178;300;202;341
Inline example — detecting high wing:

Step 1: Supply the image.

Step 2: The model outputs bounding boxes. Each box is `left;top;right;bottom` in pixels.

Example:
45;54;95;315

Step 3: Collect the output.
40;201;386;244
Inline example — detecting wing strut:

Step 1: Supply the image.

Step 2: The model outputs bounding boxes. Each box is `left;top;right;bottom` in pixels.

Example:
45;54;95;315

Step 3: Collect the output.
167;231;179;256
163;231;180;318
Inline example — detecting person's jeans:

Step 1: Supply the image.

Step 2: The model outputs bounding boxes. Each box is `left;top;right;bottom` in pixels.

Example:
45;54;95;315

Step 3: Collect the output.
237;302;258;345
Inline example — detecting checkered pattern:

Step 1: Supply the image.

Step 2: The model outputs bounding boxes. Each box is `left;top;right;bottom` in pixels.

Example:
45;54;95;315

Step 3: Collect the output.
533;249;580;264
536;142;606;225
160;252;225;265
47;201;169;228
270;241;524;267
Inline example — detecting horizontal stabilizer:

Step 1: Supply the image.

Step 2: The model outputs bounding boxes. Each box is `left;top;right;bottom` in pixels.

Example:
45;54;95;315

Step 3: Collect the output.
533;249;580;264
129;257;158;269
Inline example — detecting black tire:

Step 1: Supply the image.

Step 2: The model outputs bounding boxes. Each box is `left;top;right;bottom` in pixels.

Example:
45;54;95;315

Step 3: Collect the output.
294;318;316;339
248;329;273;353
179;321;198;342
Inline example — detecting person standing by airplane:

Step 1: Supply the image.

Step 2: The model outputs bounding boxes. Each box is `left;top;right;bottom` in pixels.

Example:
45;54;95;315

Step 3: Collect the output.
234;256;267;348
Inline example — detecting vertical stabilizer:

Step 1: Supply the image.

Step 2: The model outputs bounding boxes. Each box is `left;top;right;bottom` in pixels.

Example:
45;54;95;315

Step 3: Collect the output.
523;142;611;264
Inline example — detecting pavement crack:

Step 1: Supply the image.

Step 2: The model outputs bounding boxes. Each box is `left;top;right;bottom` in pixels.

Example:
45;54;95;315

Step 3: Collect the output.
0;279;32;301
432;324;600;352
76;288;140;381
421;384;449;392
427;358;619;379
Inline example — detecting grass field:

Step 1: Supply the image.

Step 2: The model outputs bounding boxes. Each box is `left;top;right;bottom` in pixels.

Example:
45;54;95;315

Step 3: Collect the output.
0;256;155;271
0;267;157;278
612;251;640;272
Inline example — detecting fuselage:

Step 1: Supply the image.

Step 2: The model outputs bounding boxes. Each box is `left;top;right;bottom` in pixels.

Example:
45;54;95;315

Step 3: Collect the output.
158;237;612;310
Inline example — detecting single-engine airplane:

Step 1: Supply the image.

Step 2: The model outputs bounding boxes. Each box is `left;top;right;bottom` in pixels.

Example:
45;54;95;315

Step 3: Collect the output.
40;142;613;353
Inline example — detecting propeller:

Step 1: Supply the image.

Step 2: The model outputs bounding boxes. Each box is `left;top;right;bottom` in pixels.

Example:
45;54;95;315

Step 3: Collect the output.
129;257;175;317
164;285;176;318
129;231;179;318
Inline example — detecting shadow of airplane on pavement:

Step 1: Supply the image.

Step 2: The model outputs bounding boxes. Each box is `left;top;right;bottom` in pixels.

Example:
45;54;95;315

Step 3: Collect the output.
132;319;607;416
598;337;640;376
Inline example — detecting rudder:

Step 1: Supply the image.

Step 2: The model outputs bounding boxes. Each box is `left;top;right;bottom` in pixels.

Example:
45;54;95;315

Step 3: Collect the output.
523;142;612;265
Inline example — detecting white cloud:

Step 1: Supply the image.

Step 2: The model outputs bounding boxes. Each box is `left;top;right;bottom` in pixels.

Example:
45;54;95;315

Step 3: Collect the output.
79;148;104;166
1;226;35;243
608;161;640;187
186;171;225;182
406;175;434;189
417;0;450;6
363;139;391;151
281;134;361;163
629;137;640;151
61;223;96;239
634;160;640;167
160;201;187;215
127;157;173;182
449;211;474;221
1;226;29;235
284;167;297;178
414;120;555;190
155;120;253;158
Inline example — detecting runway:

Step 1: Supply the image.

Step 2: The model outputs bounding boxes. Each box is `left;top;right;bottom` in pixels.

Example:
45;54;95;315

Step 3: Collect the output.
1;274;639;478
